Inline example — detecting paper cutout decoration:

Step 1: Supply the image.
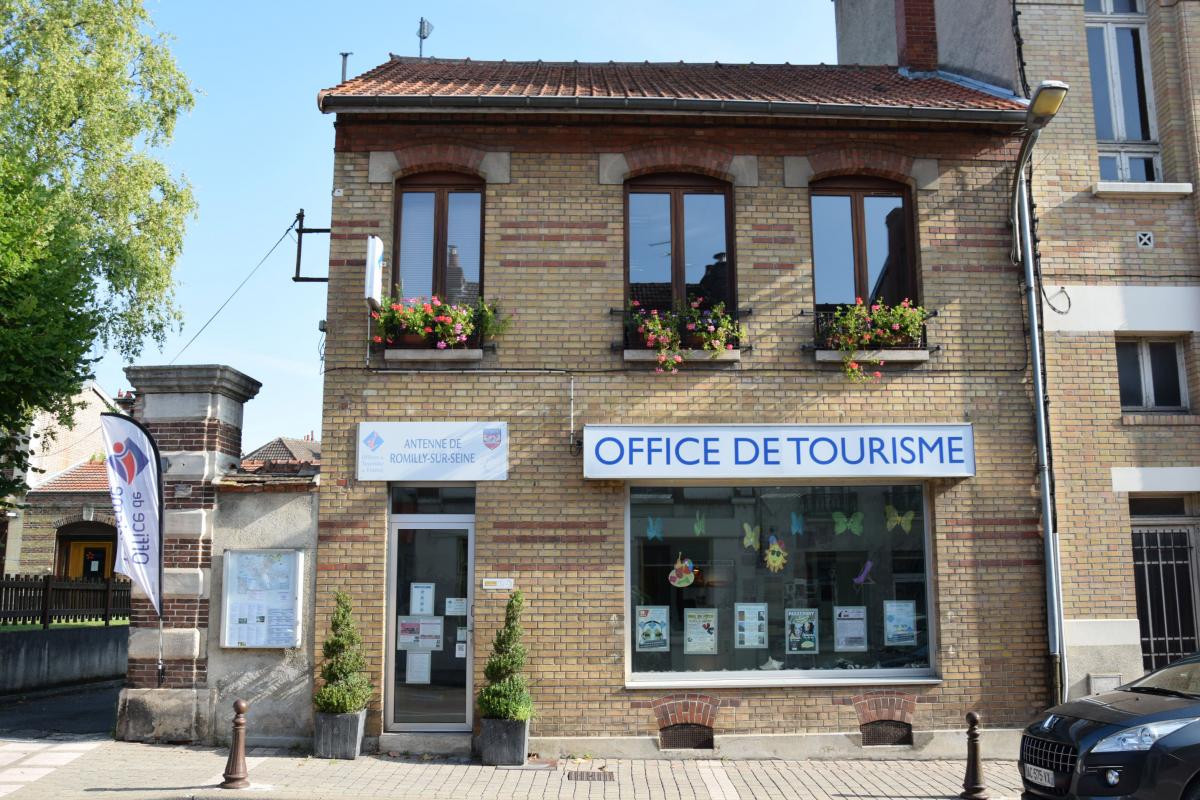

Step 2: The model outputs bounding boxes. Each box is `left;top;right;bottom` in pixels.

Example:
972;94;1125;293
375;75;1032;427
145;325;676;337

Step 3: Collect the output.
668;553;695;588
853;559;875;587
885;504;915;533
764;535;788;573
693;511;706;537
646;517;663;542
790;511;805;538
833;511;864;536
742;523;761;551
759;656;783;670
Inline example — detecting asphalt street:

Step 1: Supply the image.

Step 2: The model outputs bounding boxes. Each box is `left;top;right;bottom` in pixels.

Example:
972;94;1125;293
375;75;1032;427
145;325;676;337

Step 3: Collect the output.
0;681;121;738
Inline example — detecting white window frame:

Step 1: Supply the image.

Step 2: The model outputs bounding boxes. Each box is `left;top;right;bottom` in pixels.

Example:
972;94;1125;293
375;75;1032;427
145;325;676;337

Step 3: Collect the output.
622;481;940;689
1118;338;1189;412
1085;0;1161;182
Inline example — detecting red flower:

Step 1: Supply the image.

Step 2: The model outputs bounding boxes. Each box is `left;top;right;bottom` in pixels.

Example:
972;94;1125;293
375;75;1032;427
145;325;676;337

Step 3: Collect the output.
631;300;641;307
391;304;401;311
873;371;882;379
849;361;859;370
370;311;379;320
372;336;382;343
856;297;863;305
424;326;433;333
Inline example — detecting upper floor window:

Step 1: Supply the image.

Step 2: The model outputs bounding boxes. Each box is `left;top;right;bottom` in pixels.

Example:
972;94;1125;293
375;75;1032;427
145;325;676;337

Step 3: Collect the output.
393;172;483;303
810;177;915;310
626;174;734;312
1117;338;1187;411
1085;0;1160;181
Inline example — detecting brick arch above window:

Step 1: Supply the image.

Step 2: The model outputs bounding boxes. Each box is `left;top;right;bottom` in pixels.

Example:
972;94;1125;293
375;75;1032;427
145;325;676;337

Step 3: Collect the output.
646;693;722;730
367;144;510;184
785;150;939;190
600;148;758;186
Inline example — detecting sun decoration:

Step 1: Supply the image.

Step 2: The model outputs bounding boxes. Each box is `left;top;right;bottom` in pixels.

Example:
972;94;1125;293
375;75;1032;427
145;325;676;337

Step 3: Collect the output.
763;535;788;573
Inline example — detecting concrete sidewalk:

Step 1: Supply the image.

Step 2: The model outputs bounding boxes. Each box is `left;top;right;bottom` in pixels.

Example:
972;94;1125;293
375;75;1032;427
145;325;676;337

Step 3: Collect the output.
0;735;1027;800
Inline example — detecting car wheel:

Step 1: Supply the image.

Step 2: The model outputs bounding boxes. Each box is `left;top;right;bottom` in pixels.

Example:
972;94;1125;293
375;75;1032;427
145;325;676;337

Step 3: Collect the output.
1184;778;1200;800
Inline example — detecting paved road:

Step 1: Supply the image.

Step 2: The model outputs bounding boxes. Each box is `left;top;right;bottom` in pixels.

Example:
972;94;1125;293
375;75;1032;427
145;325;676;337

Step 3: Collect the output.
0;681;121;738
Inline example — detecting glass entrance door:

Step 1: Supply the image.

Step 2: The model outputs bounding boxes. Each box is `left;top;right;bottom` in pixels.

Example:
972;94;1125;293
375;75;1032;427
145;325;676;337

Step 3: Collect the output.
386;519;474;731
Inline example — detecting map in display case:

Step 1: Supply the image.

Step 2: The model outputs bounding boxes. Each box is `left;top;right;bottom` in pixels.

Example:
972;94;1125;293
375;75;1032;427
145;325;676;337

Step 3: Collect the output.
221;549;304;649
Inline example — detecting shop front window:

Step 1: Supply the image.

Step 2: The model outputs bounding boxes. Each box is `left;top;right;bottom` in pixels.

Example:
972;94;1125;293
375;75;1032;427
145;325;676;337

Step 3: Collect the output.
629;485;932;682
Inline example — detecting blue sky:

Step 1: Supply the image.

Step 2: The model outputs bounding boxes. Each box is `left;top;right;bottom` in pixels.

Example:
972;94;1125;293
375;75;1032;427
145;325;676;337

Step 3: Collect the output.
94;0;838;451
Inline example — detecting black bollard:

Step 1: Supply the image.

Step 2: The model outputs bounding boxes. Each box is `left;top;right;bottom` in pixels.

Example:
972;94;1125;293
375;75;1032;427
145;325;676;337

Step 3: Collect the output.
220;699;250;790
960;711;989;800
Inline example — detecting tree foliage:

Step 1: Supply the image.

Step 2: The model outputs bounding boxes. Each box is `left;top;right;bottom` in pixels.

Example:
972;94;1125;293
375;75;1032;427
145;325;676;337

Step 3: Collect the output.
0;0;194;499
313;591;373;714
478;590;534;721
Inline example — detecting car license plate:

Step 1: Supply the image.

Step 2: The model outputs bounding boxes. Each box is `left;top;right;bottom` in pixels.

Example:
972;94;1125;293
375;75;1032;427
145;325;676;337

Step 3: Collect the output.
1024;763;1056;788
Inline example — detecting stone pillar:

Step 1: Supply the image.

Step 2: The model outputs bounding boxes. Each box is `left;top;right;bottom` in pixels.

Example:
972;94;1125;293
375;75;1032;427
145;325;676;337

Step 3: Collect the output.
116;365;260;743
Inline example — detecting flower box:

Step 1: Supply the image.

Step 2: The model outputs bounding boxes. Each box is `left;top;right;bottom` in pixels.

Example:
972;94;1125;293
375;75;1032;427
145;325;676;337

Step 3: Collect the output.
624;348;741;363
383;348;483;363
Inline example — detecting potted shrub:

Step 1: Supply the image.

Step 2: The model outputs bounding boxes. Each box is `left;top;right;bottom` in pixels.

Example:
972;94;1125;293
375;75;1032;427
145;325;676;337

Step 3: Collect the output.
476;590;534;766
313;590;372;759
825;296;929;382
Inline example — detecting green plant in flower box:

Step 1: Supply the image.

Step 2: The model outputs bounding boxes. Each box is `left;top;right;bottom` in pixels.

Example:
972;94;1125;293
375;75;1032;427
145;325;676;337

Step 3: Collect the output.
626;301;684;373
826;297;928;382
681;295;743;355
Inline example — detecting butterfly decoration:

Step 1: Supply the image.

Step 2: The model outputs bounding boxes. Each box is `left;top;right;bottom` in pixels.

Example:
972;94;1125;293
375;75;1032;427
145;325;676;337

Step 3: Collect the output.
693;511;706;537
833;510;864;536
764;535;788;573
646;517;663;542
885;504;914;533
790;512;805;538
853;560;875;587
742;522;761;551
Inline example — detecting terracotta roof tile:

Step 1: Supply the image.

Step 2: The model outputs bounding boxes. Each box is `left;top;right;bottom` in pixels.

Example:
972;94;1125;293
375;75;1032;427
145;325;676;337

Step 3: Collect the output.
33;460;110;493
319;58;1026;115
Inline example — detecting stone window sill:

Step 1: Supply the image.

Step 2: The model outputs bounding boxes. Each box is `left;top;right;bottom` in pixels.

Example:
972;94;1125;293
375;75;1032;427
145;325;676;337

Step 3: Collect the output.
383;348;483;363
1092;181;1194;199
624;349;741;363
1122;413;1200;426
814;349;930;363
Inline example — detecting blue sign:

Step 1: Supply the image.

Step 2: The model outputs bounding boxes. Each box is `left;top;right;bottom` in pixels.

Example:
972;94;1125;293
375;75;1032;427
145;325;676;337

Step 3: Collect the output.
582;424;974;480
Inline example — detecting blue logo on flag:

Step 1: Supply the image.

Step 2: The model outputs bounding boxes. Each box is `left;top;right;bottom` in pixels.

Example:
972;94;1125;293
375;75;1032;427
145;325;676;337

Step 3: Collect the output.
363;431;384;452
108;438;149;484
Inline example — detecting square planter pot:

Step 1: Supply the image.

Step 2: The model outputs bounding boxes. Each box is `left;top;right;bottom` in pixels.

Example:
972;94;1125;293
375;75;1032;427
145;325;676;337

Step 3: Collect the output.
314;709;366;760
478;718;529;766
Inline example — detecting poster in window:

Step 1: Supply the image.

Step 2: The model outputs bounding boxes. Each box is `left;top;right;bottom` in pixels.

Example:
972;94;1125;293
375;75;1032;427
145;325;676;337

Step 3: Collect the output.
734;603;768;649
785;608;819;655
884;600;917;647
834;605;868;652
684;608;718;654
635;606;669;652
396;616;444;651
410;583;435;615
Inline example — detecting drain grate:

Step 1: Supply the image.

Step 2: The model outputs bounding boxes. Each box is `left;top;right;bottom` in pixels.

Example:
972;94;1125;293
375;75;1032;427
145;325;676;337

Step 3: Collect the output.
567;771;615;782
861;719;913;746
660;723;714;750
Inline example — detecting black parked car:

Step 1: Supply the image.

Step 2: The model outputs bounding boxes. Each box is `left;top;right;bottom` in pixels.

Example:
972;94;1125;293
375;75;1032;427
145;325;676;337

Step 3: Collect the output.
1020;654;1200;799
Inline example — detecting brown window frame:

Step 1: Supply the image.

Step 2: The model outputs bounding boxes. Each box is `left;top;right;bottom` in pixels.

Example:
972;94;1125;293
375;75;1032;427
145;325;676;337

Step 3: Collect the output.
809;176;917;309
624;173;737;311
391;171;485;301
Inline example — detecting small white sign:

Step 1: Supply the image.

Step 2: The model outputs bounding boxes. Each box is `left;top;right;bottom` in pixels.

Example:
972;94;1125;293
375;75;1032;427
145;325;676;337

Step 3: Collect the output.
445;597;467;616
482;578;514;591
834;606;868;652
357;421;509;481
410;583;435;615
405;651;431;684
455;643;466;658
583;424;974;480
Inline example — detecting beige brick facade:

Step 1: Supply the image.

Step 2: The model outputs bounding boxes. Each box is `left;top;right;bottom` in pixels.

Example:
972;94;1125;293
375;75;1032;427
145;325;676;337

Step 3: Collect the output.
316;113;1052;745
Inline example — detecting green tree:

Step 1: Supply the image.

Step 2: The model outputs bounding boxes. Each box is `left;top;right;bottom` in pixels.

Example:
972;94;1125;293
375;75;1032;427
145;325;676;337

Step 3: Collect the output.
313;591;373;714
0;0;195;499
478;590;534;721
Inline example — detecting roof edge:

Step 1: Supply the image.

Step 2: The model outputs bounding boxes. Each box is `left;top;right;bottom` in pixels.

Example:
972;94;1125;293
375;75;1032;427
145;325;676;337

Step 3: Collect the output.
319;93;1027;125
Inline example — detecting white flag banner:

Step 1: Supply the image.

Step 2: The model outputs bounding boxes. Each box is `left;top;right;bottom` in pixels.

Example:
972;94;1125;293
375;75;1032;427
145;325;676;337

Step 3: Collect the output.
100;413;163;617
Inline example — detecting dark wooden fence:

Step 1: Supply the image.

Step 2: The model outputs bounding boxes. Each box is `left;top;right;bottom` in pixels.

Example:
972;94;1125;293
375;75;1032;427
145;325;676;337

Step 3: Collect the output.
0;574;131;628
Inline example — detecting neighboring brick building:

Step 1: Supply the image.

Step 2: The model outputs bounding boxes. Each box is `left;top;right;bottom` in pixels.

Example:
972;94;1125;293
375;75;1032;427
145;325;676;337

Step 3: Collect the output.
838;0;1200;701
312;27;1054;756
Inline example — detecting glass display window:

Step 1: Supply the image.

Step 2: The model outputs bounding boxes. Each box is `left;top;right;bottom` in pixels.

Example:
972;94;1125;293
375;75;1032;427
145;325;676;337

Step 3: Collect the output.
629;484;933;684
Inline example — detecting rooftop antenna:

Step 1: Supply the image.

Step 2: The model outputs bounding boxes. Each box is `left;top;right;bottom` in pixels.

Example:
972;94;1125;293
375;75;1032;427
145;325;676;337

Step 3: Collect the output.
418;17;433;58
339;51;353;83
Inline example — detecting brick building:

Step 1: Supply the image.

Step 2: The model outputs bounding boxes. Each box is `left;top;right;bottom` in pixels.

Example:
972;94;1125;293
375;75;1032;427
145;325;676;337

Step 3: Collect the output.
837;0;1200;702
311;15;1060;756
